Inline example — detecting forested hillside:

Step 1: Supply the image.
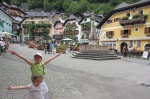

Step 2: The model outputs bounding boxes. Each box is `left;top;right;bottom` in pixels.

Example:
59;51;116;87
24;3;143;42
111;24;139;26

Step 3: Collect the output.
4;0;140;16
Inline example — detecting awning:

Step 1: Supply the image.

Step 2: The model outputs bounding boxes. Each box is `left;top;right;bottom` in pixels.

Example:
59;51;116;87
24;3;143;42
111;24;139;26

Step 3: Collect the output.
10;33;18;36
0;32;18;36
61;38;73;41
78;39;89;44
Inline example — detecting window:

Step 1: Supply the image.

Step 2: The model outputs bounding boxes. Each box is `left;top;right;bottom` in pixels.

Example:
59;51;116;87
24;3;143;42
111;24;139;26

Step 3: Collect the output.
44;21;49;24
121;29;131;36
114;18;120;22
139;9;144;15
130;41;133;47
137;41;141;47
126;13;130;17
39;21;43;24
38;29;43;32
107;20;112;24
144;27;150;34
135;28;139;32
106;31;114;38
84;19;87;21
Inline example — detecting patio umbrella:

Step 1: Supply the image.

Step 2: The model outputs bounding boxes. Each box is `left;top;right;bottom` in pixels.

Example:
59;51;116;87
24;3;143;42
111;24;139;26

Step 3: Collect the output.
61;38;73;41
0;32;11;35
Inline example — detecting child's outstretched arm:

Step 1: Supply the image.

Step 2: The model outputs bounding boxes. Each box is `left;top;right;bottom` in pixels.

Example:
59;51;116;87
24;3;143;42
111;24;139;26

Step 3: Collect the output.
44;53;61;65
10;50;32;65
8;86;29;90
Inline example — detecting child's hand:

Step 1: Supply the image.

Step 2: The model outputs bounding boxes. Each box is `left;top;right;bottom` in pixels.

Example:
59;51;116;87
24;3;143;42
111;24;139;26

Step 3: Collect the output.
8;86;12;90
10;50;17;55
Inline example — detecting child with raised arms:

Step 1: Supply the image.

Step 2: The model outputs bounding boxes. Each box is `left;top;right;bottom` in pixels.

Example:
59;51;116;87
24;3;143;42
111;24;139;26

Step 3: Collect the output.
10;50;61;94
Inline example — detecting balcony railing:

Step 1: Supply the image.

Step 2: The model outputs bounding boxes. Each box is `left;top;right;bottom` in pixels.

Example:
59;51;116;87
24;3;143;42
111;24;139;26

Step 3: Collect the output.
107;36;113;38
22;24;51;28
122;35;129;38
82;28;91;32
120;15;146;26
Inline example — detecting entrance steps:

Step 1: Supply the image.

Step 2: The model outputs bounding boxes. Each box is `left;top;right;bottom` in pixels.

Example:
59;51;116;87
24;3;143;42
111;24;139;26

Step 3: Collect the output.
71;51;121;60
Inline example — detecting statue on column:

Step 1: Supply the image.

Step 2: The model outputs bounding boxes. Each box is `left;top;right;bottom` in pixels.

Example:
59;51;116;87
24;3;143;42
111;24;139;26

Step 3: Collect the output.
89;11;96;40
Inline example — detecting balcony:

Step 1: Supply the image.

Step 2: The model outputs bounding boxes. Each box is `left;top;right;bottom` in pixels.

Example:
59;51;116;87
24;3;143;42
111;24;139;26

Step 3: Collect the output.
122;34;129;38
107;35;113;38
120;15;147;26
22;24;27;28
22;24;52;28
53;35;63;39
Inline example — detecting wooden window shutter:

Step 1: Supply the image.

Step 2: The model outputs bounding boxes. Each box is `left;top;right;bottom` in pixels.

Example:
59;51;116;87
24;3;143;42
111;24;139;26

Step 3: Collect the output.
112;31;114;36
106;32;108;37
128;29;131;35
114;18;116;22
121;30;123;36
35;29;38;33
145;27;148;34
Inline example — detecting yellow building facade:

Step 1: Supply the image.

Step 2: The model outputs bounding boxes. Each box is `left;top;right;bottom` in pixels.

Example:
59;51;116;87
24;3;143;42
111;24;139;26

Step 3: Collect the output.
97;1;150;53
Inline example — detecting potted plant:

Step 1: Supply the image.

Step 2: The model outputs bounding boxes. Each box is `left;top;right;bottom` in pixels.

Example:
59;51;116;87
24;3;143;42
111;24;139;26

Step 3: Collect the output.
37;43;44;50
56;44;67;53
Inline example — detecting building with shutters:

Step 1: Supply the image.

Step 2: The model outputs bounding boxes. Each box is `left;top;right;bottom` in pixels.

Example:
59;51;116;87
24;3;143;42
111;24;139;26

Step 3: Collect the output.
97;0;150;53
19;11;55;42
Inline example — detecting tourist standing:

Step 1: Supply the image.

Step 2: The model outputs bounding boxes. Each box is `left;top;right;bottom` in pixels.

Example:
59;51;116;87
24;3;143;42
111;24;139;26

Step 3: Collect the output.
122;45;128;59
128;46;132;58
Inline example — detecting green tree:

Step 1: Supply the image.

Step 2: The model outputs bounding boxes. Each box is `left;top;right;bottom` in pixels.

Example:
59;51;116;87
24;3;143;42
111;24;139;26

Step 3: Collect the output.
67;1;79;14
78;0;89;12
63;0;72;13
4;0;11;4
35;0;43;8
27;0;35;9
44;0;50;11
11;0;21;6
55;0;64;11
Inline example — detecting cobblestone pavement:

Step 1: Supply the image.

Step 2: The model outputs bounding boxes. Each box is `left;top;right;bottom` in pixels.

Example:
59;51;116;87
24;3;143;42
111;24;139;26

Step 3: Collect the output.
1;44;150;99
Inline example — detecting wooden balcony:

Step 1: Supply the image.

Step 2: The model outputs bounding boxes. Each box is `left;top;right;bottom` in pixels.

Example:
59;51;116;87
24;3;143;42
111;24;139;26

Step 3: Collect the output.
82;28;91;32
120;15;146;26
107;36;113;38
22;24;52;28
22;24;27;28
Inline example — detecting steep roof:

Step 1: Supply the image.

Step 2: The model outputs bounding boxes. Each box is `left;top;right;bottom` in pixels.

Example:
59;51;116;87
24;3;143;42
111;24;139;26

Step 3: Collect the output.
97;0;150;29
25;11;47;17
45;13;56;24
0;6;14;20
63;12;83;26
19;11;56;25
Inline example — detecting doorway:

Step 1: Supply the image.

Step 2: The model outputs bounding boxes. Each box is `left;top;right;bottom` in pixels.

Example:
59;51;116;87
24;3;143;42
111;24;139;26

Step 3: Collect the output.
120;42;128;53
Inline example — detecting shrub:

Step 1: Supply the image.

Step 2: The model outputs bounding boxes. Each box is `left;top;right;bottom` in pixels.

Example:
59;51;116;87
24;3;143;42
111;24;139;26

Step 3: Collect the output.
56;44;67;53
144;14;148;18
37;44;44;50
